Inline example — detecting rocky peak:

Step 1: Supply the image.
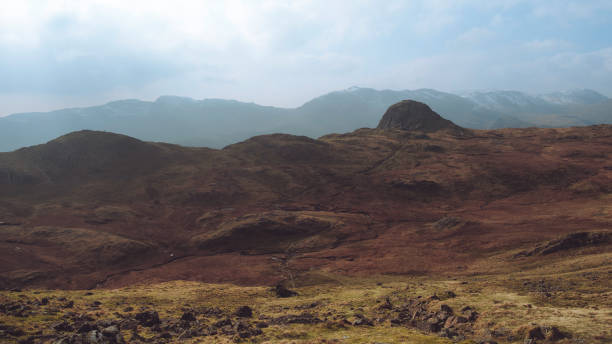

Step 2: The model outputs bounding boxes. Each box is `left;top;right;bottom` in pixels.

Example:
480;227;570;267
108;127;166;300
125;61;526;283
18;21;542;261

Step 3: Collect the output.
376;100;466;134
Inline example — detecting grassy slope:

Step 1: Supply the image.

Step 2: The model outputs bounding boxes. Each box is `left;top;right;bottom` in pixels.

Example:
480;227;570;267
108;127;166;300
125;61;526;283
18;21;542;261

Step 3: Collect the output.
1;247;610;344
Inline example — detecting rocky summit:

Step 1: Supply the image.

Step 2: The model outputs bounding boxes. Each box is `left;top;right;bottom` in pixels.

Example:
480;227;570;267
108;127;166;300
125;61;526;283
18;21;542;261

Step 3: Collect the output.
377;100;468;135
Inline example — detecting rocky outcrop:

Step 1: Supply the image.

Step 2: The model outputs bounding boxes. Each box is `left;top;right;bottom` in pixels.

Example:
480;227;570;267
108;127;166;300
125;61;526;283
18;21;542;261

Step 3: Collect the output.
377;100;468;134
515;231;612;257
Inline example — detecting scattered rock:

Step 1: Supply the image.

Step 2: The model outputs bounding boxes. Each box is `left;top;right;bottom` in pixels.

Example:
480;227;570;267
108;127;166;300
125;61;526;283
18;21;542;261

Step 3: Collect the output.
85;330;103;344
180;311;197;322
101;325;120;337
352;314;373;326
524;326;546;341
543;326;567;341
134;310;160;327
77;323;98;333
62;301;74;309
275;284;298;298
516;231;612;257
234;305;253;318
52;321;74;332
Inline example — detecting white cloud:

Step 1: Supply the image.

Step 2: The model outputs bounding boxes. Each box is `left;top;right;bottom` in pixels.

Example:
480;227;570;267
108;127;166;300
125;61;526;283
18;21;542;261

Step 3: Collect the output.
524;39;573;50
0;0;611;115
456;27;495;45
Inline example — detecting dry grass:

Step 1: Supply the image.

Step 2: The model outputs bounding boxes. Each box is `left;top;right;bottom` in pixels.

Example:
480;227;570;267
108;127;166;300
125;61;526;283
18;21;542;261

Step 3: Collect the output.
1;257;611;343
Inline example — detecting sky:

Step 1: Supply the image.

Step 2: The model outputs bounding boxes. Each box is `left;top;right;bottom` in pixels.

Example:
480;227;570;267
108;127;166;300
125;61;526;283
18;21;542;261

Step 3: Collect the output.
1;0;611;116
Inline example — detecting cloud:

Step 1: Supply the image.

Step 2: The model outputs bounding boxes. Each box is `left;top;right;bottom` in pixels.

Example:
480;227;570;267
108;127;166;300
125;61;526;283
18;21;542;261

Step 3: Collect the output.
456;27;495;46
0;0;611;115
524;39;573;51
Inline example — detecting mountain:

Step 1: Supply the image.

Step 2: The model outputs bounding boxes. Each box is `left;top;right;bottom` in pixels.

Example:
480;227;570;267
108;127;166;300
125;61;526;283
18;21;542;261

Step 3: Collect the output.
1;101;611;343
1;100;610;290
461;89;612;127
376;100;468;135
0;88;610;152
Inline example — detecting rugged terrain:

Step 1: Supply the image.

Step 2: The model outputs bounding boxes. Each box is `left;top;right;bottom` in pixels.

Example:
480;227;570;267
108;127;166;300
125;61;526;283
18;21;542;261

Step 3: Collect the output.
0;101;610;343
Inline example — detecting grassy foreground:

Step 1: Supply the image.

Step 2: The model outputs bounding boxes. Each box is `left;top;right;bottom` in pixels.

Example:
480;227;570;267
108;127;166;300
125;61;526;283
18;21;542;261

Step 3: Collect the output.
1;260;611;343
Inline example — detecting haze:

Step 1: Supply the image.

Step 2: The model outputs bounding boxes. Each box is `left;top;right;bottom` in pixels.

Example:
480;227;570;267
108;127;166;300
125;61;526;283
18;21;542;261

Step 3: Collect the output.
1;0;612;117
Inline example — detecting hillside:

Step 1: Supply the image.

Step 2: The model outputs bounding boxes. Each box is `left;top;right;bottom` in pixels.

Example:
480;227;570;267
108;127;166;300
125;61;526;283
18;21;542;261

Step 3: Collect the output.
0;101;610;343
0;101;610;289
1;88;610;152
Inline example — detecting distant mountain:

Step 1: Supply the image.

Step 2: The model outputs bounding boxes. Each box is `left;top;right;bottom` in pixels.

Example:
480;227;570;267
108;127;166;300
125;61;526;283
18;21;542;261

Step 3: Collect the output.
461;89;611;127
1;87;610;152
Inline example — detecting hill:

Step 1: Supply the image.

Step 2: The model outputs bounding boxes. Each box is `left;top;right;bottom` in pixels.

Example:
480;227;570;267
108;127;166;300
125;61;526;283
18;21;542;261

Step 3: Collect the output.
0;100;611;343
1;87;610;152
0;102;610;289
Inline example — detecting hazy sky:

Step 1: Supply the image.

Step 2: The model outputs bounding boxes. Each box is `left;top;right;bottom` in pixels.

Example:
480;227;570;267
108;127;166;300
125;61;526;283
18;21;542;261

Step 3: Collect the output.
1;0;611;116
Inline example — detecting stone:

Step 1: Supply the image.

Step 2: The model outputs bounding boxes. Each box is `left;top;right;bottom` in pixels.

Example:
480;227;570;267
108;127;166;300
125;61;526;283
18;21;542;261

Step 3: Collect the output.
275;284;298;298
525;326;545;341
134;310;160;327
234;305;253;318
180;311;197;322
52;321;74;332
101;325;120;337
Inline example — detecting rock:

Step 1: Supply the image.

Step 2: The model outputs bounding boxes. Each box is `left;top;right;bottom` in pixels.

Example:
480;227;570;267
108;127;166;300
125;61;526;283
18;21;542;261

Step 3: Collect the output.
525;326;545;341
522;231;612;257
180;311;197;322
234;305;253;318
255;321;269;328
377;297;393;310
62;301;74;309
85;330;103;344
440;290;457;299
122;306;133;312
213;318;233;328
543;326;567;341
352;314;373;326
444;315;468;328
52;320;74;332
415;319;441;333
77;323;98;333
377;100;467;135
439;304;454;314
101;325;120;337
275;284;298;298
40;297;49;305
463;309;479;322
134;310;160;327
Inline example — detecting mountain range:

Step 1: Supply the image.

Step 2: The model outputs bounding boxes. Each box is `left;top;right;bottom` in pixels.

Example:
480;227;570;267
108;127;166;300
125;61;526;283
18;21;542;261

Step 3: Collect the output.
0;101;610;343
1;87;610;152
